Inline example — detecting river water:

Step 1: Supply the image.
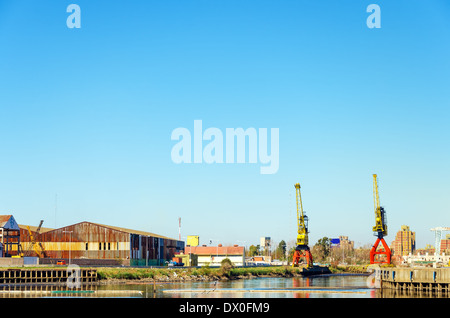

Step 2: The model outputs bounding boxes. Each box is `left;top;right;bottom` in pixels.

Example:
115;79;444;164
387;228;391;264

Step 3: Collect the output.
1;274;444;298
153;274;374;298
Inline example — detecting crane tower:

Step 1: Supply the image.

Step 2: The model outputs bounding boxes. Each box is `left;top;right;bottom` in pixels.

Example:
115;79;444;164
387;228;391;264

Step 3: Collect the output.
25;220;46;258
369;174;391;264
292;182;313;268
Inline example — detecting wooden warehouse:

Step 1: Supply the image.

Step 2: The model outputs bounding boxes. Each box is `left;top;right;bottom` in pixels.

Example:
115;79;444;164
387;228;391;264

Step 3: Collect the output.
0;215;21;258
18;220;184;266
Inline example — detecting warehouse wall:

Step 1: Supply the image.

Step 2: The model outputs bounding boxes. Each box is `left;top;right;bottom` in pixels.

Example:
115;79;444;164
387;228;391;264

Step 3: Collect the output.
130;235;183;264
20;222;130;259
20;221;184;263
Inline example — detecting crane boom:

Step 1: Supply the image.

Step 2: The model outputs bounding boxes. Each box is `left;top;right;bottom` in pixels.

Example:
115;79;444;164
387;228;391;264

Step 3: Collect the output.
369;174;391;264
295;183;308;246
373;174;380;215
292;182;313;268
26;220;46;258
36;220;43;234
372;174;387;237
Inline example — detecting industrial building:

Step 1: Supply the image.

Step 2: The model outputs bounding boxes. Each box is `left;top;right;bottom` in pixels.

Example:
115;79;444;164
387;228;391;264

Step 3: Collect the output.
1;215;184;266
0;215;21;258
182;235;245;266
183;244;245;267
186;235;199;247
260;237;271;256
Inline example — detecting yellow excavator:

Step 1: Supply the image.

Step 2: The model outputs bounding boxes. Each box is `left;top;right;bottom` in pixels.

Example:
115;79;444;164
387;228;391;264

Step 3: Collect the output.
292;183;313;268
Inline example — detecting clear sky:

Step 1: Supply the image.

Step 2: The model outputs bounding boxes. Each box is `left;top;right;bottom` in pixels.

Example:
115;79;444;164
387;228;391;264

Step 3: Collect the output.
0;1;449;250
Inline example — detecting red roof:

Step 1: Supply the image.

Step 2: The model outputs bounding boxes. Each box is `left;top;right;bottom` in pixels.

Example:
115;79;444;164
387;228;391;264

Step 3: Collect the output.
184;245;244;255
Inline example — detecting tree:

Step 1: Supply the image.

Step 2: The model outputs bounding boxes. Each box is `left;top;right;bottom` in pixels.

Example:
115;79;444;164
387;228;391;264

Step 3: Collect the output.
248;245;260;257
312;237;331;263
274;240;287;260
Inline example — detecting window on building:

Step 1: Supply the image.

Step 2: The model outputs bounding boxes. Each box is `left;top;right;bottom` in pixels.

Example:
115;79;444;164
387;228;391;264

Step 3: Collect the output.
85;243;88;251
108;243;110;250
99;242;102;250
104;242;106;250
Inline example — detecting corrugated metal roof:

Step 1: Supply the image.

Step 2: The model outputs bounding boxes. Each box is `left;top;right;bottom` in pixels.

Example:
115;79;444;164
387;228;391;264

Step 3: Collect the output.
39;221;178;241
0;215;19;230
0;215;12;224
18;219;179;241
18;224;54;233
89;222;176;240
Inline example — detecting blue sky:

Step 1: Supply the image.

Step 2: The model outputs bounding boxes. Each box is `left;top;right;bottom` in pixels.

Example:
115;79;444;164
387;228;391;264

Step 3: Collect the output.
0;1;449;249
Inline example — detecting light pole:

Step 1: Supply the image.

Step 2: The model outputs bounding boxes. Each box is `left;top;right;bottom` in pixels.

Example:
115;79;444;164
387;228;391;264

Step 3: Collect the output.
63;230;73;265
181;236;190;266
209;239;219;266
236;240;247;266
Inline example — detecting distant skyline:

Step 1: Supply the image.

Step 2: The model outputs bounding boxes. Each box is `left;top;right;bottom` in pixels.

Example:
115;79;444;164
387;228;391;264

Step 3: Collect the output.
0;1;449;250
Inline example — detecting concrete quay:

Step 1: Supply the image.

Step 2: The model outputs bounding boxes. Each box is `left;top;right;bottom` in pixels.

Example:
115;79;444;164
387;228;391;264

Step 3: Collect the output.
374;266;450;294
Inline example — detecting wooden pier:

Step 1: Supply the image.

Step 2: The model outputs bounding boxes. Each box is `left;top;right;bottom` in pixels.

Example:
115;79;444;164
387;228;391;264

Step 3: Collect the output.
0;268;97;285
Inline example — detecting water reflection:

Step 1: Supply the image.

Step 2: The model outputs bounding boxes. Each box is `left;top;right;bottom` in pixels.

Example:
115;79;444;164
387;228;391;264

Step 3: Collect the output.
157;275;372;299
0;275;448;298
0;284;145;298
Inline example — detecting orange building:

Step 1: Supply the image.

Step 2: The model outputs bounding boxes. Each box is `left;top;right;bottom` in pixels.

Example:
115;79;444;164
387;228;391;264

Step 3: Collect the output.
390;225;416;263
440;234;450;254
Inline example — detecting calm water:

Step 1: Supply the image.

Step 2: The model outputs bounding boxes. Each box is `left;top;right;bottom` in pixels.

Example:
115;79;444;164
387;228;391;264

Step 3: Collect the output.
0;274;447;298
152;274;373;298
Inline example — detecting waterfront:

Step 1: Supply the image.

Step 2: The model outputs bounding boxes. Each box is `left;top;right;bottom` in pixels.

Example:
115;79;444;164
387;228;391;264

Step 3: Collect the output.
1;273;450;298
0;274;447;298
157;275;372;298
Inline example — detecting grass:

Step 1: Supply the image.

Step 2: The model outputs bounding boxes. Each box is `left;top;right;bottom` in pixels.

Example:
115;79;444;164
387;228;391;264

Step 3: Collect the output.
95;265;312;281
3;264;371;281
328;265;371;274
0;264;371;283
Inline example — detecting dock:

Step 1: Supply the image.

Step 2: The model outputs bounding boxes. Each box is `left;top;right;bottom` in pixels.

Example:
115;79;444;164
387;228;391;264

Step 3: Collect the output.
0;268;97;285
376;266;450;293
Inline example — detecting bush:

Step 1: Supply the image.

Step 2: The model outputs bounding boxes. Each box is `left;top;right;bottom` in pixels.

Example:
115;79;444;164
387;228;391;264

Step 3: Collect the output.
219;258;234;276
221;258;234;270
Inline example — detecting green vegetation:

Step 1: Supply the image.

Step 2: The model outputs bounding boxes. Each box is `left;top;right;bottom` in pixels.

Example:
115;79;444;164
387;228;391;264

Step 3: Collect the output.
96;267;156;280
273;240;287;260
328;265;370;273
96;265;326;282
219;258;234;277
